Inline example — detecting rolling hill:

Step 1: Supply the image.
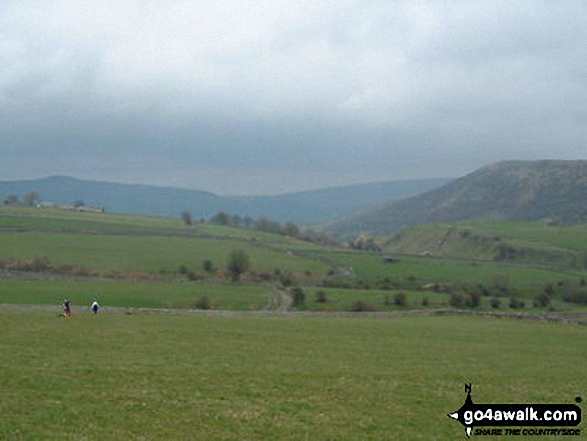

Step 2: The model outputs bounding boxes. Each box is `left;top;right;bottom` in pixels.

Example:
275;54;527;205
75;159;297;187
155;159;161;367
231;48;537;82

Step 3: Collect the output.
324;160;587;236
0;175;450;224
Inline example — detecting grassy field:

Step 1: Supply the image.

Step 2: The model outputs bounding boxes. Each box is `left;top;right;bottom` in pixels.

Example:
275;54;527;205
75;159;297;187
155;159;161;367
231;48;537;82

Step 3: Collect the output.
305;250;585;284
0;279;273;311
383;221;587;268
0;231;328;276
0;311;585;440
2;207;587;314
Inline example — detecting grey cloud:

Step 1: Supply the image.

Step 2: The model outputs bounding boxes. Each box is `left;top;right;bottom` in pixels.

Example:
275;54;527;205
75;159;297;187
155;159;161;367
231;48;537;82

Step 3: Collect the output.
1;0;586;194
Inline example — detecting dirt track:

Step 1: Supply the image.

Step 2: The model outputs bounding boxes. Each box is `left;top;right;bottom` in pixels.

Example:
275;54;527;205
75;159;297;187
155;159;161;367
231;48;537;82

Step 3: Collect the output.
1;304;587;325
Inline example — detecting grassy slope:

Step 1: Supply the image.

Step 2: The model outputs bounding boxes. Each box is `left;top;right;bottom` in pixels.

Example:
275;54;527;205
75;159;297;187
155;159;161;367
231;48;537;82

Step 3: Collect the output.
1;311;585;440
0;207;328;275
383;221;587;268
2;207;587;313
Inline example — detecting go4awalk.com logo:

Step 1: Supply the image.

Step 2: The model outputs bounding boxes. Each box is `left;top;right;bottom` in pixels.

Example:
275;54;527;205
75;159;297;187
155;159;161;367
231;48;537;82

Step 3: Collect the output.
448;384;582;437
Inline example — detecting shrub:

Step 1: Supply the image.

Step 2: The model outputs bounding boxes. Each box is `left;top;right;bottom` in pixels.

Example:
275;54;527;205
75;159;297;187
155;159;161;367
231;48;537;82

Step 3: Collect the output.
280;271;294;287
509;298;521;309
449;292;465;308
490;297;501;309
394;291;408;306
187;271;204;281
422;297;429;307
467;291;482;308
195;296;211;310
351;300;376;312
291;287;305;307
227;249;250;281
31;257;49;272
315;290;328;303
533;293;551;308
562;289;587;305
202;260;215;272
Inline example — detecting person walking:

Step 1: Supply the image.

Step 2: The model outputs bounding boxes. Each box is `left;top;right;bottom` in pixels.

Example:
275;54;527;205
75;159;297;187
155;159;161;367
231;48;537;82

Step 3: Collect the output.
63;298;71;317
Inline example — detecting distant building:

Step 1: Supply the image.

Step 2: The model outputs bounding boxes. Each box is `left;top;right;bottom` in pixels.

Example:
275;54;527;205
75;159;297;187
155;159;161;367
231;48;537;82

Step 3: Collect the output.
36;201;58;209
76;206;105;213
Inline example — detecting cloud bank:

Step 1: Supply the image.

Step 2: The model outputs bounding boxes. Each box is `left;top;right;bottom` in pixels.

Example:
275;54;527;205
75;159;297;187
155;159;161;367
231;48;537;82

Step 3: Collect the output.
1;0;586;194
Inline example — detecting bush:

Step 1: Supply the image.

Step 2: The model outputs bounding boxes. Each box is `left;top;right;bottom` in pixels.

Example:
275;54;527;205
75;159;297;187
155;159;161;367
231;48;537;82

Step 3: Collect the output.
280;271;294;287
291;287;305;307
187;271;204;281
490;297;501;309
351;300;376;312
227;249;250;281
449;292;465;308
467;291;482;308
202;260;215;272
562;289;587;305
422;297;429;307
315;290;328;303
533;293;551;308
195;296;211;310
394;291;408;306
509;298;525;309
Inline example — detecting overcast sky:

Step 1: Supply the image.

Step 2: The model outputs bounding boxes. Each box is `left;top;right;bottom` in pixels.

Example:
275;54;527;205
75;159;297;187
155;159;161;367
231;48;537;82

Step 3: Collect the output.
1;1;586;195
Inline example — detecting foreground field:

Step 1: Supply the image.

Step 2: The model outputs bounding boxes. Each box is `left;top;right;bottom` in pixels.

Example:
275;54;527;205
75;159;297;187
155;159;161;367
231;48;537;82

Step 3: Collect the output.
1;311;585;440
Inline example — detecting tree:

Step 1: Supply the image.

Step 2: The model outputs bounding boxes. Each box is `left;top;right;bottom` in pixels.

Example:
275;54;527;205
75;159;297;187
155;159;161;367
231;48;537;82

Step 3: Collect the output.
3;195;19;206
24;191;41;207
283;221;300;237
202;259;215;272
227;249;250;281
254;216;282;234
291;287;305;307
232;214;242;227
73;200;85;208
243;216;254;228
181;211;193;225
211;211;231;226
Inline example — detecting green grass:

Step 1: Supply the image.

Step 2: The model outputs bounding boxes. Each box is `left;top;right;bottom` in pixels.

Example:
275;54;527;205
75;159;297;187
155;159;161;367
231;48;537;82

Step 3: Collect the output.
0;231;328;275
0;279;273;311
0;206;303;242
468;220;587;251
3;206;587;313
0;311;585;440
308;250;584;284
383;221;587;268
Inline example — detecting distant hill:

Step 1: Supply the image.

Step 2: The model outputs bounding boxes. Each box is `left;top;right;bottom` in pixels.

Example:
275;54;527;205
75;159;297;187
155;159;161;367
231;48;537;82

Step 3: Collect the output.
0;175;451;224
324;160;587;236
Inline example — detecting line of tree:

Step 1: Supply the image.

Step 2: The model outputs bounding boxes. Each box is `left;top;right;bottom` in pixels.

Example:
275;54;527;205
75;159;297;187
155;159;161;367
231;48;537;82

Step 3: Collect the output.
205;211;334;245
3;191;41;207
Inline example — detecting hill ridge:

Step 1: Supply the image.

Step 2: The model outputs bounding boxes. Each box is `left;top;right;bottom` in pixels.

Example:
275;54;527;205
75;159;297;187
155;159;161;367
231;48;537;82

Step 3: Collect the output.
0;175;451;224
324;159;587;236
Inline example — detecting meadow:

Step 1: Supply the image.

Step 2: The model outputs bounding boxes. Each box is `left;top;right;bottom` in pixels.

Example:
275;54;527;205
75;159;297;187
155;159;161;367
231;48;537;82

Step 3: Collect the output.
0;279;273;311
2;206;587;314
1;207;587;439
0;311;585;440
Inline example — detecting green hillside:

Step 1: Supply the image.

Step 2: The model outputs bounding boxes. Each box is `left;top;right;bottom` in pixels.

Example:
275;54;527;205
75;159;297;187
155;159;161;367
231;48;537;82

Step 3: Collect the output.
324;160;587;236
2;206;587;313
383;220;587;268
